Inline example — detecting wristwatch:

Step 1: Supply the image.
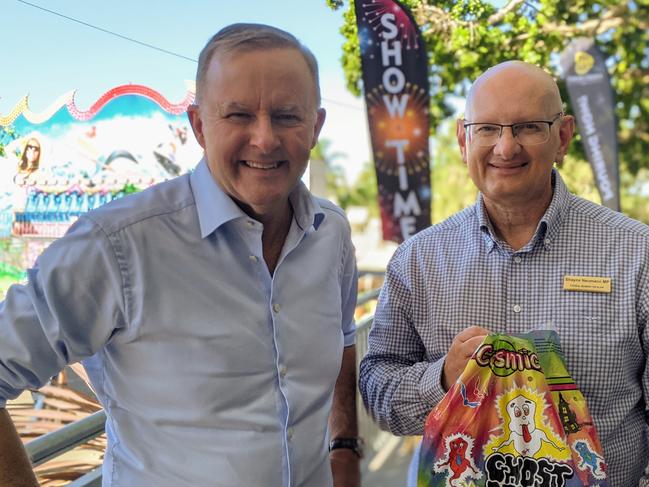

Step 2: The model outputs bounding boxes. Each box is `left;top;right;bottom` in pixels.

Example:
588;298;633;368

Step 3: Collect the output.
328;437;364;458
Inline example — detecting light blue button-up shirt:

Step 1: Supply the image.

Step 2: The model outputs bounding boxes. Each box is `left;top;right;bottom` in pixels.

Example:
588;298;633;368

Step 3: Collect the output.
0;159;357;486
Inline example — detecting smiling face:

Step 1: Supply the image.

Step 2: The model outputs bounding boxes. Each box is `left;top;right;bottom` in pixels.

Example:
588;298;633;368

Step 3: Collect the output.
457;62;574;212
22;138;41;170
187;47;325;219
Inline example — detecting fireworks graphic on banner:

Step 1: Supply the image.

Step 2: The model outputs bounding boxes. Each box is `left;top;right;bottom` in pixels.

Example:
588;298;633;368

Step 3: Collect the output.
357;0;421;50
366;83;429;175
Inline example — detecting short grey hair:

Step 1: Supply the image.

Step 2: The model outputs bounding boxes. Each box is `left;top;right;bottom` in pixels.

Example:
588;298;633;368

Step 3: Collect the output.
195;23;321;106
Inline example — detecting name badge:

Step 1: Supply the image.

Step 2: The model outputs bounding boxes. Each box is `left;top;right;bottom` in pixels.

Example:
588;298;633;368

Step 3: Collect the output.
563;275;612;294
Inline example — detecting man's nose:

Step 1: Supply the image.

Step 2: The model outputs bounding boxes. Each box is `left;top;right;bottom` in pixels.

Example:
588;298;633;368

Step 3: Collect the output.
492;126;521;159
249;116;280;153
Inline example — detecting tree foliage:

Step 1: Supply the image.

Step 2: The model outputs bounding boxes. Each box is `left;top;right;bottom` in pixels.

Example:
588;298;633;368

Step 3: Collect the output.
327;0;649;174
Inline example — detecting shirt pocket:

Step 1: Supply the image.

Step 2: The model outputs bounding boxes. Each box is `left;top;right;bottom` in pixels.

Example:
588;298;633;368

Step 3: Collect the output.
554;291;614;338
552;291;620;390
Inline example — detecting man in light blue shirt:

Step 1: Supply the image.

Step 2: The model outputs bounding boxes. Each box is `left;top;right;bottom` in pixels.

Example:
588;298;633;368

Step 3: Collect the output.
0;24;360;487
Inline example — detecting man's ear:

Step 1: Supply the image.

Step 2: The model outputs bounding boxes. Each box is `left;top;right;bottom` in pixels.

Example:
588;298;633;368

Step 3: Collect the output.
554;115;575;164
456;118;468;165
310;108;327;148
187;104;206;149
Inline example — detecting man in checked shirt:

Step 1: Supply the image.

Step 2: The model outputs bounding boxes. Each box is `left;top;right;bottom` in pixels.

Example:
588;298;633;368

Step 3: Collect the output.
359;60;649;486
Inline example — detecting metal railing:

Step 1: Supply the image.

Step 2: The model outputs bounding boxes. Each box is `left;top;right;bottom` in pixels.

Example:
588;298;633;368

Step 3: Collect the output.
27;410;106;467
24;284;386;486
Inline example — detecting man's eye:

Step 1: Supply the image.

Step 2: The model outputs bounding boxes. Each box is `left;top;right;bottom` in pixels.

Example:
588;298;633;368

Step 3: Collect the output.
475;124;499;134
227;113;251;120
274;114;300;124
516;123;543;133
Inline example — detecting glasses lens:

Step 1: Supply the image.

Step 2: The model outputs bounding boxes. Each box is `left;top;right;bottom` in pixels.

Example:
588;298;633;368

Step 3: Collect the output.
513;122;550;145
469;122;551;146
470;124;501;146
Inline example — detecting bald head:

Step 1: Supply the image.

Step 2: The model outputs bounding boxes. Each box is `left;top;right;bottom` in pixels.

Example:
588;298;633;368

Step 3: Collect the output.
464;61;563;120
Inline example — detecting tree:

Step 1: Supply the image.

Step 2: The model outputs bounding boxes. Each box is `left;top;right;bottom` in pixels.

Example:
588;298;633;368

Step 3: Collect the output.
343;161;380;217
327;0;648;174
429;121;477;223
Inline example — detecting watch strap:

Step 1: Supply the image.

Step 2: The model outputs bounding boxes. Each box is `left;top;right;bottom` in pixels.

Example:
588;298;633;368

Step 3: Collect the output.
329;437;364;458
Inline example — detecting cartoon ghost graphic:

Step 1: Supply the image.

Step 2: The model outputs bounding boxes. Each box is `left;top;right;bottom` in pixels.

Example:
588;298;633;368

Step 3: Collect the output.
494;394;564;457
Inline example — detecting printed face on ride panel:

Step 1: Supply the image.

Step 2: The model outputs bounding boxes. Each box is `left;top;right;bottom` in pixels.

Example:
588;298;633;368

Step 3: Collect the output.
188;47;325;217
457;64;573;210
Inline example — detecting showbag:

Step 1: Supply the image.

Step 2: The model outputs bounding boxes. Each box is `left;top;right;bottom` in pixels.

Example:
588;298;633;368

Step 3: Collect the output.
418;330;608;486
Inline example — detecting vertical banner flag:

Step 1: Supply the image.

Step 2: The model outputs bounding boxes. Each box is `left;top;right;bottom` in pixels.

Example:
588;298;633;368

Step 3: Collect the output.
560;38;620;211
355;0;431;242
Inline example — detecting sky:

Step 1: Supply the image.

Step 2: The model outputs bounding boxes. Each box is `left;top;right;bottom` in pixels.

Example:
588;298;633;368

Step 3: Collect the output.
2;0;371;183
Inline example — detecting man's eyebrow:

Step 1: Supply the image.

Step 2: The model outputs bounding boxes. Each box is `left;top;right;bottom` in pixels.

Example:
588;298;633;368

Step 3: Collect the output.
220;102;250;112
274;103;306;112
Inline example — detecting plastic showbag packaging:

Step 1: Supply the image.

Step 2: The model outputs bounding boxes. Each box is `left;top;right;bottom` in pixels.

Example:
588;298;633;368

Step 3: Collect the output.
418;330;608;487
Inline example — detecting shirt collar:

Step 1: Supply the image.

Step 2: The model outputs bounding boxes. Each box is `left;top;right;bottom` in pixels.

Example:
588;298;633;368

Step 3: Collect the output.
475;168;570;253
189;158;325;238
538;168;570;249
190;159;245;238
288;181;326;232
475;194;498;252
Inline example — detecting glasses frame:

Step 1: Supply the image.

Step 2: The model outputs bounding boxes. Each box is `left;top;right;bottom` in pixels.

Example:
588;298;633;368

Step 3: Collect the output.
463;112;564;146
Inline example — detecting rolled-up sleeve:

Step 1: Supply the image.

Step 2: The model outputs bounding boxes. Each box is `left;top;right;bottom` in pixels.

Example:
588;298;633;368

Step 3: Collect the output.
358;245;445;436
0;216;126;407
340;223;358;347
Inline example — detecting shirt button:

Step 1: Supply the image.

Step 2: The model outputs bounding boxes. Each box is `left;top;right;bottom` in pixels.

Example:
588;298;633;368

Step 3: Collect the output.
513;256;522;263
513;304;522;313
287;427;294;441
249;255;258;262
246;220;255;228
279;366;287;378
273;303;281;313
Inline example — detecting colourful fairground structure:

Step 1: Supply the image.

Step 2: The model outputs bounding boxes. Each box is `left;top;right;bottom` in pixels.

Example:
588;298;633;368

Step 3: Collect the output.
0;83;203;296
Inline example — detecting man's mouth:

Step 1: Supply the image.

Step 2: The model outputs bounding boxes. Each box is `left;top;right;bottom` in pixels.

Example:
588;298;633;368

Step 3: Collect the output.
241;160;285;170
490;162;528;169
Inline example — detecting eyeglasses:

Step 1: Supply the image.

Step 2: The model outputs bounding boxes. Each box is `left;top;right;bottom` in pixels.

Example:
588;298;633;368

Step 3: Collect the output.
463;113;563;146
26;144;40;151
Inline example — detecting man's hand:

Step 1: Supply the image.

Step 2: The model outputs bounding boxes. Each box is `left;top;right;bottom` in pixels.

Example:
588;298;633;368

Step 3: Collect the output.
442;326;490;391
0;408;39;487
330;448;361;487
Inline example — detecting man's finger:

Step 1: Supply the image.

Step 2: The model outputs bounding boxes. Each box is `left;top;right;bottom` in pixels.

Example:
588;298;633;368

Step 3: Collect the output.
463;335;488;357
456;326;490;343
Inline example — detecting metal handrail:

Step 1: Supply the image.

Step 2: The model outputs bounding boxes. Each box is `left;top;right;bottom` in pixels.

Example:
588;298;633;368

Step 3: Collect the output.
26;410;106;466
67;466;102;487
357;288;381;307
